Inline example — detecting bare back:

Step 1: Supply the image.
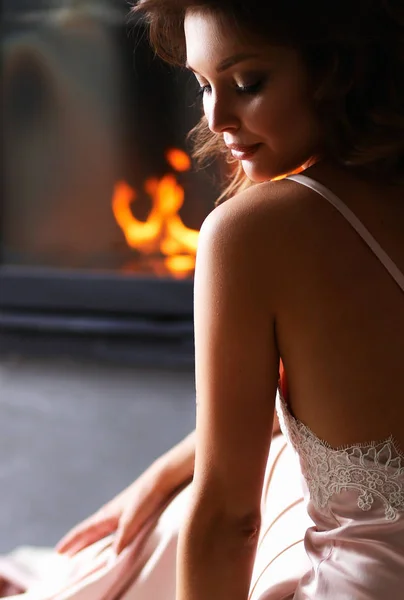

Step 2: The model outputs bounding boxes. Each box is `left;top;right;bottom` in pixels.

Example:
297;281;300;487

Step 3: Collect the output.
274;163;404;452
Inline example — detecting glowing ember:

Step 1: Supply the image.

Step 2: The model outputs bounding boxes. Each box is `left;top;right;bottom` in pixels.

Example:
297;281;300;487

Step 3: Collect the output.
112;148;199;279
165;148;192;172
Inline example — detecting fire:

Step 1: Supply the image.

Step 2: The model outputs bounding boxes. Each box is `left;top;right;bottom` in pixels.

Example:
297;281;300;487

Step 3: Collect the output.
165;148;192;172
112;148;199;279
112;147;305;279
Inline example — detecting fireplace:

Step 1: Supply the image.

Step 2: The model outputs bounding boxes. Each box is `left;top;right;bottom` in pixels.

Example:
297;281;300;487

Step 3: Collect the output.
1;1;222;365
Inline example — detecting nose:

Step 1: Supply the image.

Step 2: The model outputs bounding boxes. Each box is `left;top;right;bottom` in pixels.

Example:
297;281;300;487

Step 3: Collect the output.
205;92;239;134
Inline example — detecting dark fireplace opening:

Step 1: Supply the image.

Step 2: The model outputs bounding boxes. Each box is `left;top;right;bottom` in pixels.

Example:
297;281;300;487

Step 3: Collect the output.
1;1;223;365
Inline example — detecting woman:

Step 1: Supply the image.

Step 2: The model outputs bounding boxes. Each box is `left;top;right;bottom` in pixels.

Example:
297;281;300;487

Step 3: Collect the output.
1;0;403;598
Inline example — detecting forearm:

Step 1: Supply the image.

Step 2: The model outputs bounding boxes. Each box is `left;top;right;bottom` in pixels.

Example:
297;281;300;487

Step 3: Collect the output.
154;430;195;494
176;508;258;600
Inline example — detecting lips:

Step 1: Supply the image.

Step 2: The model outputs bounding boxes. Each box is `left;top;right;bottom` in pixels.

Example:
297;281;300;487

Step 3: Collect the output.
226;143;262;160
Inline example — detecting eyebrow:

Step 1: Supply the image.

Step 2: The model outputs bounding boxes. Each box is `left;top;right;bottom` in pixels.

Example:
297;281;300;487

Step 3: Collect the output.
186;52;260;75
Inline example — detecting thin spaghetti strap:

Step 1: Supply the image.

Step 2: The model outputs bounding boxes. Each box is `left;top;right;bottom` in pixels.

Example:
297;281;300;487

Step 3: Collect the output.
287;174;404;294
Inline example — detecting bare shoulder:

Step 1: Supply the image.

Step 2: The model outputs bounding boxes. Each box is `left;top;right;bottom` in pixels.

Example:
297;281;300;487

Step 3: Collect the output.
198;179;307;272
195;179;308;313
202;179;303;242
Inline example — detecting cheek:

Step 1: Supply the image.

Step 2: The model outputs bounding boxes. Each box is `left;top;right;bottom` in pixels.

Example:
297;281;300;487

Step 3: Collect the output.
260;91;318;150
259;90;302;129
242;93;319;181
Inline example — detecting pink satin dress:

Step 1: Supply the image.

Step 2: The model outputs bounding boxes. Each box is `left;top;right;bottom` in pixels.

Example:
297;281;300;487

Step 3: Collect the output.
275;174;404;600
1;174;403;599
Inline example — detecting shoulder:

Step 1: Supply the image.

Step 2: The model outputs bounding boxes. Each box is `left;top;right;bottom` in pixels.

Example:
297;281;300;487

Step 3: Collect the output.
200;179;308;243
195;179;306;310
198;179;307;270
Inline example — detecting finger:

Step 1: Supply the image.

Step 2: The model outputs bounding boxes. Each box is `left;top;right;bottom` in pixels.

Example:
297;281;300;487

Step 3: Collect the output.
113;510;146;555
112;528;128;556
57;525;113;556
112;517;138;555
57;519;115;555
56;516;117;555
56;520;94;553
113;494;164;555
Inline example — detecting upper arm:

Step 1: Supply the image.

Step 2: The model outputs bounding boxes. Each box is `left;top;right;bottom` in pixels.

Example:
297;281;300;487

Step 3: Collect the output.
192;186;281;521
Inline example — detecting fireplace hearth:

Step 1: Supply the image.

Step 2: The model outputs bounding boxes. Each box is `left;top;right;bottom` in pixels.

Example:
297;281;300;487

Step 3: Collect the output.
1;1;222;365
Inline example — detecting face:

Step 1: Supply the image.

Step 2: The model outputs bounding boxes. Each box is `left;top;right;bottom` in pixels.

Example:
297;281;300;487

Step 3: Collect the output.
184;10;322;182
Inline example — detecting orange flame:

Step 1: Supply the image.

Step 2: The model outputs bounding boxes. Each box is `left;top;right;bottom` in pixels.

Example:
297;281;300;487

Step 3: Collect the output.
112;148;306;278
112;148;199;279
165;148;192;172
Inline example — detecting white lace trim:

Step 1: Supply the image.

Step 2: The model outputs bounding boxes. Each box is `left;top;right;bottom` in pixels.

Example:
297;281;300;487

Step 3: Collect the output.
276;392;404;521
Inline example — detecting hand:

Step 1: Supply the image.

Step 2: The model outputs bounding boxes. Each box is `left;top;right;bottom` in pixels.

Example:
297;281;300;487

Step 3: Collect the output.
54;474;156;556
56;432;195;556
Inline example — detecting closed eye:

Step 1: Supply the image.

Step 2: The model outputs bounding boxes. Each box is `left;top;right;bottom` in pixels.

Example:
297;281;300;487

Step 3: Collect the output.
196;79;265;99
236;80;265;95
196;84;211;98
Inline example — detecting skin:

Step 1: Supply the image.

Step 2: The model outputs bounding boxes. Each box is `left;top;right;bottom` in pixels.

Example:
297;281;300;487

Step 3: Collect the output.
185;10;322;181
1;7;402;597
176;8;404;600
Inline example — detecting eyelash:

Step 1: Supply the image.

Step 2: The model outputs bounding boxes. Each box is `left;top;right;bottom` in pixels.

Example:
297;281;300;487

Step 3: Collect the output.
196;80;264;98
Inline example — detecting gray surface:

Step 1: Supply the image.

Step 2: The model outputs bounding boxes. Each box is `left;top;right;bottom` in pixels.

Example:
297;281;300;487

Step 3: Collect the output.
0;353;195;553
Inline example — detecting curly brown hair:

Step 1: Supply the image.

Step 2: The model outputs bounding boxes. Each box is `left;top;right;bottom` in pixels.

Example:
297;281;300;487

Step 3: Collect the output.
131;0;404;201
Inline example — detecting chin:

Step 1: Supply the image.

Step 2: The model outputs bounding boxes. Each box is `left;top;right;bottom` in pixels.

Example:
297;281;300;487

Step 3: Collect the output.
241;161;282;183
242;153;309;182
